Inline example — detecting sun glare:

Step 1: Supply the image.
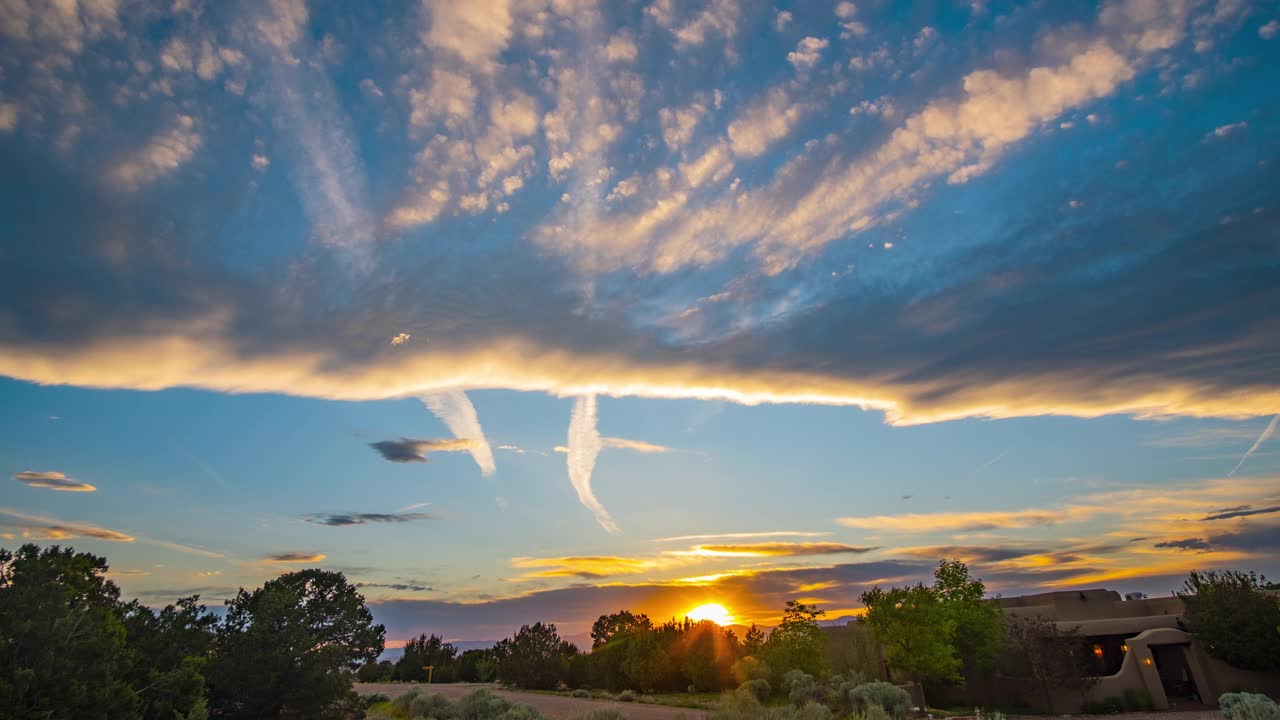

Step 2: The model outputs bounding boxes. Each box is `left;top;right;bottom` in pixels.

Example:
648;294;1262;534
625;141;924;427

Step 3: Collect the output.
686;603;734;625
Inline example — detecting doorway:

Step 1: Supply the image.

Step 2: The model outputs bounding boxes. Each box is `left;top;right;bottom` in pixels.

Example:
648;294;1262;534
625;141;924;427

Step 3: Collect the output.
1151;644;1201;706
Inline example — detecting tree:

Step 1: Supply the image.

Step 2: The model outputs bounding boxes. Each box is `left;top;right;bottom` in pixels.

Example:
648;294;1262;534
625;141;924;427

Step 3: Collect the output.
588;611;654;690
933;560;1004;681
860;584;959;705
0;544;137;719
743;624;768;656
206;568;385;719
494;622;577;689
591;610;652;647
1180;569;1280;671
394;633;458;682
764;601;828;678
1004;613;1096;713
122;595;217;719
456;649;498;682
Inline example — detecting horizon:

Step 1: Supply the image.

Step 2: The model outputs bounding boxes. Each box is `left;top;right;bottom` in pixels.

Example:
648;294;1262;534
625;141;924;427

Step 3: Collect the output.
1;0;1278;650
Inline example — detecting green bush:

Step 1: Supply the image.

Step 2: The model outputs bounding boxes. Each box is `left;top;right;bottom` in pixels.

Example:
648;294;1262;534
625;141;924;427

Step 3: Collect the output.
739;679;772;701
782;670;822;707
1220;692;1280;720
616;690;637;702
410;691;456;719
848;682;910;720
365;701;407;720
1122;687;1154;712
177;697;209;720
981;711;1007;720
571;689;590;698
856;705;891;720
1082;696;1125;714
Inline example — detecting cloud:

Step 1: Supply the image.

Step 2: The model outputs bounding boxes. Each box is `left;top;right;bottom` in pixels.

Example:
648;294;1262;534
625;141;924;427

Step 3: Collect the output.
0;508;133;542
1205;121;1247;140
109;116;201;191
358;582;433;593
264;551;327;563
653;531;832;542
303;512;437;526
1227;415;1278;476
601;437;672;453
512;555;664;578
1261;20;1279;39
1201;505;1280;521
895;545;1050;563
727;86;807;158
604;31;638;62
837;508;1088;532
659;101;707;149
787;37;829;70
681;542;878;558
13;470;95;492
422;390;497;475
566;395;618;533
370;437;478;463
1153;538;1211;551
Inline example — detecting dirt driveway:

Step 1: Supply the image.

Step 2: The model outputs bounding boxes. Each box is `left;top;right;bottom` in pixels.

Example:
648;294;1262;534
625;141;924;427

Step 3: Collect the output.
356;683;708;720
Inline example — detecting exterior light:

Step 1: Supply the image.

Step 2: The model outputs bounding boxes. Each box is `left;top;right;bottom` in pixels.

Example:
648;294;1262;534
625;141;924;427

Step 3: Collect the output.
1121;643;1129;653
1143;657;1153;666
1093;644;1104;658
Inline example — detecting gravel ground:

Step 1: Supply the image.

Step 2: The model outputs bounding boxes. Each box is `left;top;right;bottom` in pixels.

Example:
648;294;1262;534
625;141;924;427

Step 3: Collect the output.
356;683;709;720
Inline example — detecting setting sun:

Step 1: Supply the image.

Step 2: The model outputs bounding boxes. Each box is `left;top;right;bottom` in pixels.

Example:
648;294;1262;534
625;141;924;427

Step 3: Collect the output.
685;603;734;626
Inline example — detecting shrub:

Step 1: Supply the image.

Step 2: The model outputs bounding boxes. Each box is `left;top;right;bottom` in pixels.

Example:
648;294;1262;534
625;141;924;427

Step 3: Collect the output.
457;690;514;720
497;704;545;720
1122;687;1154;712
857;705;891;720
732;656;772;684
1082;696;1125;714
848;682;910;720
739;679;772;701
1220;692;1280;720
366;701;407;720
616;690;637;702
571;689;590;698
981;711;1007;720
782;670;823;707
410;691;456;719
794;702;833;720
177;697;209;720
364;693;392;707
576;711;626;720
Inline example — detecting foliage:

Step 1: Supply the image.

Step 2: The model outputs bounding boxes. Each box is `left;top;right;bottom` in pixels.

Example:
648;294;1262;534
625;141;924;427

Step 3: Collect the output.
571;689;591;698
207;568;385;719
1219;692;1280;720
122;595;218;719
395;633;459;682
782;670;824;706
616;690;637;702
739;679;771;701
932;560;1004;677
1082;696;1125;714
743;624;768;656
848;681;911;720
0;544;137;719
379;689;551;720
764;601;829;679
494;622;579;690
714;688;832;720
1004;613;1095;714
575;710;626;720
1121;687;1154;712
458;648;500;683
358;660;397;682
1180;570;1280;672
177;696;210;720
860;583;959;701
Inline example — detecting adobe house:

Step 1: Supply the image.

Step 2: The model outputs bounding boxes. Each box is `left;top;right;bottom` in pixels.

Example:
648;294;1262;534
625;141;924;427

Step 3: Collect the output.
995;589;1280;711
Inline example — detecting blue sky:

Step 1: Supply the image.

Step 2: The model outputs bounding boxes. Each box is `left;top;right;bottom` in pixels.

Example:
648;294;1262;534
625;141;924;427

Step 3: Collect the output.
1;0;1278;647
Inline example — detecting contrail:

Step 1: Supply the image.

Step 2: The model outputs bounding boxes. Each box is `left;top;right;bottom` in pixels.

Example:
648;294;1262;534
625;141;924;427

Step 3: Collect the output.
421;390;496;476
1228;415;1279;477
567;394;619;533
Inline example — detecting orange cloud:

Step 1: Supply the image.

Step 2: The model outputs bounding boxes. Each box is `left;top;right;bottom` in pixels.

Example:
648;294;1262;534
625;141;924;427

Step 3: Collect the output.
676;542;877;558
264;552;327;564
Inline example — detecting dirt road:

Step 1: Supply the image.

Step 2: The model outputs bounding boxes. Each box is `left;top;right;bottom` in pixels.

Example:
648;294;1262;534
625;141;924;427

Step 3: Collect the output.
356;683;709;720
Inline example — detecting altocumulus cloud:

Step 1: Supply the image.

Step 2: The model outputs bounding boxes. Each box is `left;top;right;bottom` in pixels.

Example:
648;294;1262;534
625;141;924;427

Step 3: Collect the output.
13;470;96;492
370;438;478;463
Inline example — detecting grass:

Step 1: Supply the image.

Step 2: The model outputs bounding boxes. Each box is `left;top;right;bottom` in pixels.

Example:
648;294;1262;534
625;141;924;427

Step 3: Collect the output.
529;688;722;710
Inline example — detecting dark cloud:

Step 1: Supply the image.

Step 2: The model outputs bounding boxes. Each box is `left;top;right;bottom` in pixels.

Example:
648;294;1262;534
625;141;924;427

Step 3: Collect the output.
370;438;476;463
303;512;436;526
358;582;433;592
1206;523;1280;552
1154;538;1211;551
896;545;1048;563
1202;505;1280;521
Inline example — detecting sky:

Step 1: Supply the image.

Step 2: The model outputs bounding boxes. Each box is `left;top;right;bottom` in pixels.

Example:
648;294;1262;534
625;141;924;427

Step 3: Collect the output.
1;0;1278;649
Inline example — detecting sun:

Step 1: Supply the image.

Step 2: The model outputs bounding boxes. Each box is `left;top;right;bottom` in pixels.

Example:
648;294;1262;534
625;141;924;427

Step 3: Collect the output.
686;603;734;626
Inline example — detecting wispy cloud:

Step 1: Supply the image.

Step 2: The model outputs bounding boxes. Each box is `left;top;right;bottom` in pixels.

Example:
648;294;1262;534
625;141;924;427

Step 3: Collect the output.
370;437;478;463
422;390;496;476
601;437;672;453
567;394;618;533
264;551;326;564
1227;415;1278;476
109;115;201;191
13;470;96;492
0;507;133;542
303;512;437;527
837;508;1090;532
1154;538;1210;551
654;530;832;542
357;581;433;592
512;555;666;578
677;542;877;558
1201;505;1280;521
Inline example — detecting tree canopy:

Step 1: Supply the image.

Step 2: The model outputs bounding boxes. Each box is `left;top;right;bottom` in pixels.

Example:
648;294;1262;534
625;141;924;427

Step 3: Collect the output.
1180;569;1280;672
